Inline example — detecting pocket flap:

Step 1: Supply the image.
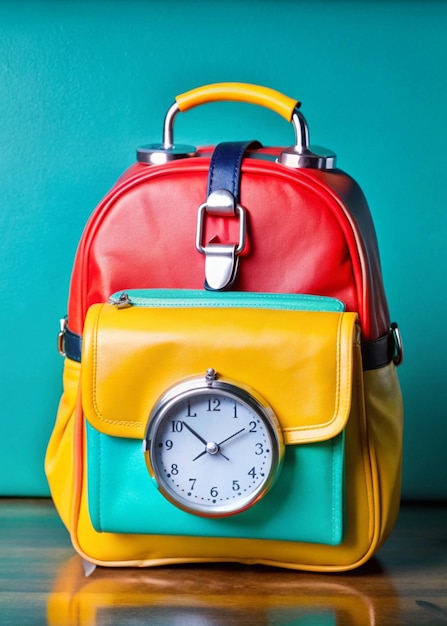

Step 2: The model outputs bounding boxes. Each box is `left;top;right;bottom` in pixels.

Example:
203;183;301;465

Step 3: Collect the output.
81;301;358;445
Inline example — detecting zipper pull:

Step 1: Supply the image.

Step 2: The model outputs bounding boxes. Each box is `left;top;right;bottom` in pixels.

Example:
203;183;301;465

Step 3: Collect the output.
110;292;132;309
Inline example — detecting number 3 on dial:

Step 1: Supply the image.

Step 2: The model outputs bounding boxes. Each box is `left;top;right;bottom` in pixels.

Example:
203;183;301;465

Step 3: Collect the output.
143;369;284;517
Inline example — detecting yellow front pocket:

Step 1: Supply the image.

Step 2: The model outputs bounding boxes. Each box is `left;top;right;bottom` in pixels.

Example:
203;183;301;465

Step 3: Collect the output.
80;291;358;549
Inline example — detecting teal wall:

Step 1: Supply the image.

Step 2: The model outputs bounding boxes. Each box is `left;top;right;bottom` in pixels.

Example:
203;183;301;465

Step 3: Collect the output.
1;0;446;499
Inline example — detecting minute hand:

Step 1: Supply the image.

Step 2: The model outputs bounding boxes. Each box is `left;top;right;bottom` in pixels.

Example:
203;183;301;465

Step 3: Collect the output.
217;428;246;447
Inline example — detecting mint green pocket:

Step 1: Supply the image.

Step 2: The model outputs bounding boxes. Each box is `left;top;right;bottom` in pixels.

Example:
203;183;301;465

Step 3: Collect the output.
86;424;344;545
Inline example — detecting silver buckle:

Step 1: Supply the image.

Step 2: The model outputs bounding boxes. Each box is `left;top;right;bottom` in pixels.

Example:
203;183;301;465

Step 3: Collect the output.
57;317;67;356
390;322;404;366
196;190;247;290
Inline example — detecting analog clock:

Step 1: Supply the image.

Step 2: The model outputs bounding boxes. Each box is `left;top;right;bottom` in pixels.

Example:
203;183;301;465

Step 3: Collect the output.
144;369;284;517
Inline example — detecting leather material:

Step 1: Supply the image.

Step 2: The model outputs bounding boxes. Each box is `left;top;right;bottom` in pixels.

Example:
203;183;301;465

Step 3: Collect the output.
82;294;352;545
203;141;262;291
61;290;397;371
110;288;345;311
64;326;82;363
82;295;355;442
65;156;392;341
45;83;403;571
86;424;344;545
44;358;80;529
61;320;396;372
45;329;404;571
50;320;404;571
361;330;395;371
207;140;262;200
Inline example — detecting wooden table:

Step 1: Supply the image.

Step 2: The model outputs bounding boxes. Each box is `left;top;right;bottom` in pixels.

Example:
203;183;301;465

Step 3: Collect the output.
0;499;446;625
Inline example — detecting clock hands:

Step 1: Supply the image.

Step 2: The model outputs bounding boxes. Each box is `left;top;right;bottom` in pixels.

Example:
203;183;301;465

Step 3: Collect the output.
217;428;246;447
182;422;225;460
192;446;229;462
182;421;208;446
183;421;246;462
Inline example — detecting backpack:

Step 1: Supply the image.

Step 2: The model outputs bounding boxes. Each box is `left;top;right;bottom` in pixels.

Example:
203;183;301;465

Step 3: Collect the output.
46;82;403;573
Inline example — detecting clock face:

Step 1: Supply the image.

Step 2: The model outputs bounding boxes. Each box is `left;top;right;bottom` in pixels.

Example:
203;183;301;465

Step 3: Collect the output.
144;371;284;517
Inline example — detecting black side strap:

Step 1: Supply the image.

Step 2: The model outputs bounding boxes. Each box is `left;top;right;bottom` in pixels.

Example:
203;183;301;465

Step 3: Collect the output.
60;326;400;370
361;330;396;370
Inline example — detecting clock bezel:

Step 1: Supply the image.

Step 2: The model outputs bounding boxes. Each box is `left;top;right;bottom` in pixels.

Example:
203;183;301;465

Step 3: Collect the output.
143;372;284;517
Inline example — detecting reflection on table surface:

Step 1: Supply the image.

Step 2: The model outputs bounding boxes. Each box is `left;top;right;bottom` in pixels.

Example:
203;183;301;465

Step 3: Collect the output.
0;500;446;626
48;556;385;626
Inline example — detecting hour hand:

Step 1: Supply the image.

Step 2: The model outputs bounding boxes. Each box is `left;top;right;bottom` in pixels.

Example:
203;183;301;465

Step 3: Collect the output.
192;442;230;462
182;421;208;446
182;422;227;461
182;422;231;462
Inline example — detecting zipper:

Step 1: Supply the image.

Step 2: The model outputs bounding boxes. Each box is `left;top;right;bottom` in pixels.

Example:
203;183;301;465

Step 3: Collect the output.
109;289;345;312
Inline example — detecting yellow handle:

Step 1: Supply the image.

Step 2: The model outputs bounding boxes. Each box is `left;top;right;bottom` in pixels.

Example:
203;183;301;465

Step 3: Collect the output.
175;82;300;122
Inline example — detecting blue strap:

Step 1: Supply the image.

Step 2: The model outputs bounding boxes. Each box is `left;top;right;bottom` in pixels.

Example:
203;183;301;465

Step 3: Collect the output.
207;140;262;201
64;326;82;362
